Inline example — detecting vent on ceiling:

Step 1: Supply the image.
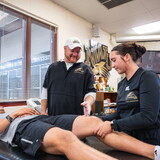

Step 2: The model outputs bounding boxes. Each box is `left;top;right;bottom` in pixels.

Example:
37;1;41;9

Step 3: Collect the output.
97;0;133;9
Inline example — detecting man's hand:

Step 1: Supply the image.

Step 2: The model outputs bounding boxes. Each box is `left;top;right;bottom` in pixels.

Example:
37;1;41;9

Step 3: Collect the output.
94;121;112;138
81;101;91;116
0;106;5;114
41;111;48;115
10;108;40;119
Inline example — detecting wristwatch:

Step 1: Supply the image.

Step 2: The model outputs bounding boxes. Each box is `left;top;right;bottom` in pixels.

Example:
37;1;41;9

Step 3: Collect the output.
110;121;116;131
110;121;114;129
6;115;14;123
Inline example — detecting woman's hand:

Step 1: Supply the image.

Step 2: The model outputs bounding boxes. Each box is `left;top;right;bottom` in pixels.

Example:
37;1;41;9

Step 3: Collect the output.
94;121;112;138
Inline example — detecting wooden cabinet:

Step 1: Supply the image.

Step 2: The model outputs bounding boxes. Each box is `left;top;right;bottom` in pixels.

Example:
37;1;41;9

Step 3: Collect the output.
92;91;117;113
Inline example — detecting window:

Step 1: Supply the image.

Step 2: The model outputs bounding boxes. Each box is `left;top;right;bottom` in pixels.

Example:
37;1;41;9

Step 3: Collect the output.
0;5;57;101
29;21;53;98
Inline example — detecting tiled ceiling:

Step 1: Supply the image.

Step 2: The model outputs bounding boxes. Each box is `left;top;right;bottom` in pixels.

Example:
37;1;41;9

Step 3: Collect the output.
51;0;160;37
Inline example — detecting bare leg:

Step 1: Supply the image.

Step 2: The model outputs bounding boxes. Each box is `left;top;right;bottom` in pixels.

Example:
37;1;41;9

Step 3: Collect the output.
40;127;117;160
72;116;155;159
99;131;154;159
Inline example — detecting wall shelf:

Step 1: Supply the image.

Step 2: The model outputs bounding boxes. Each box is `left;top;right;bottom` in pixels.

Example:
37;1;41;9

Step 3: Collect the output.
93;91;117;113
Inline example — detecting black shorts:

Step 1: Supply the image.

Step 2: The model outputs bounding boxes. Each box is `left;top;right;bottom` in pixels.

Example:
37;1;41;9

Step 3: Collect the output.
14;115;78;156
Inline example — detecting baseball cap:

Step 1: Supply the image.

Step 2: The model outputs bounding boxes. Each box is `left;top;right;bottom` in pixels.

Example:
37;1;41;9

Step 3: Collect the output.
65;37;82;49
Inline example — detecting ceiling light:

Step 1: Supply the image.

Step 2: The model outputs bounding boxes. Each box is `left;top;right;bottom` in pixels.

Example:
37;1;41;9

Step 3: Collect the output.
132;21;160;34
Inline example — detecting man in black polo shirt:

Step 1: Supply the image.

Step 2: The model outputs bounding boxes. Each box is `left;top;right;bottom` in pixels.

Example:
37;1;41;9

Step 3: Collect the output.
41;37;96;116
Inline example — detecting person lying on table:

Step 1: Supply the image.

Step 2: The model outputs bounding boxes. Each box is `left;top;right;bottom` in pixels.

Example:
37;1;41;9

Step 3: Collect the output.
0;107;159;160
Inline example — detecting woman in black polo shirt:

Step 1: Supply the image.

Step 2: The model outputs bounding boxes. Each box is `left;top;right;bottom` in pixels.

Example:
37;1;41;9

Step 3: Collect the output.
95;42;160;160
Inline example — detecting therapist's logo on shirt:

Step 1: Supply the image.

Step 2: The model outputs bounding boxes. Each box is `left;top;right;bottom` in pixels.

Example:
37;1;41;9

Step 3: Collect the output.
74;67;84;74
126;92;138;102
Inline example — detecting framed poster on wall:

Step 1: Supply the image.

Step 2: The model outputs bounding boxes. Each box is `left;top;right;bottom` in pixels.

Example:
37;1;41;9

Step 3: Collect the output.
138;50;160;74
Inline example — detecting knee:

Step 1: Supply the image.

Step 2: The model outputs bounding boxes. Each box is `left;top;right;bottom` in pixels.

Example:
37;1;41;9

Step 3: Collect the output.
42;127;77;154
52;128;77;146
78;115;102;123
89;116;103;121
86;116;103;126
55;128;78;153
59;130;76;143
78;116;103;131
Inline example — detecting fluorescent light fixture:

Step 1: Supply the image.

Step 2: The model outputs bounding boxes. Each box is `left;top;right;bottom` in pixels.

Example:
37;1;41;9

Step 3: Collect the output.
116;35;160;43
132;21;160;34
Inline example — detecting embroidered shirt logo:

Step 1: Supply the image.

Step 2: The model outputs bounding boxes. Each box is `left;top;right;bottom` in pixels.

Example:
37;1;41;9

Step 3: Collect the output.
74;67;84;74
126;91;138;102
125;86;130;91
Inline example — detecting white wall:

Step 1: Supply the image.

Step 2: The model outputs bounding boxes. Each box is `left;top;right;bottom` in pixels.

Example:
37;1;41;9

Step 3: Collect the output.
1;0;118;90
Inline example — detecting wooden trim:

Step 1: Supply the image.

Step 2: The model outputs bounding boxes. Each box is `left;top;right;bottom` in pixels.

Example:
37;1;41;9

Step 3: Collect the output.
22;17;31;99
0;101;26;107
50;26;58;62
